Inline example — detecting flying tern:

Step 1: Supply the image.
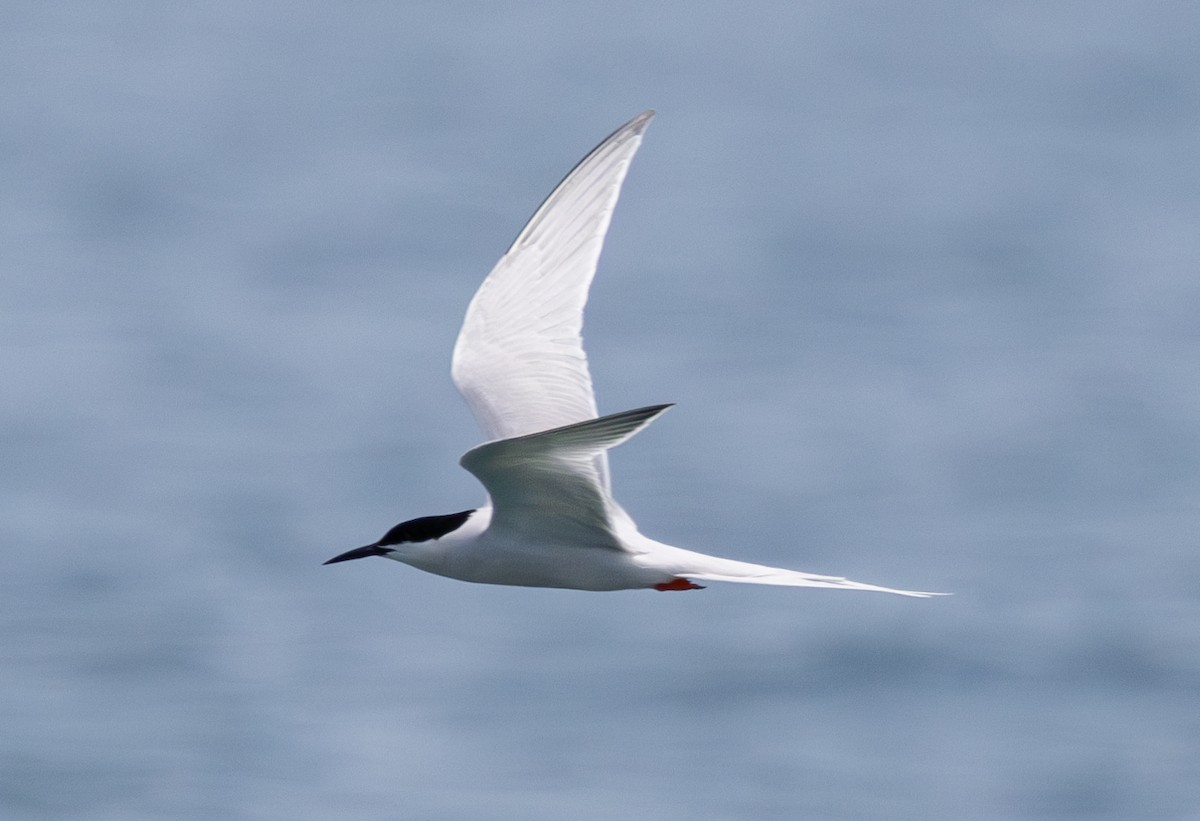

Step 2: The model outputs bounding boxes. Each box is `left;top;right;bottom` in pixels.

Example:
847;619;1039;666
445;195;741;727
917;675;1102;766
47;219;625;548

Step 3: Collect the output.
325;110;941;597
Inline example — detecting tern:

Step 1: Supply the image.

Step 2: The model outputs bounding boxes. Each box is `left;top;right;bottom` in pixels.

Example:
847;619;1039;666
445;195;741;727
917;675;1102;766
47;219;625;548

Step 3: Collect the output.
325;110;941;597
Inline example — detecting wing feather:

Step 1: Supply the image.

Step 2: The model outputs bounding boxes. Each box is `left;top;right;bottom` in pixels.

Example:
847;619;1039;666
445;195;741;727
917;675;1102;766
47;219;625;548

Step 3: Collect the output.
459;405;670;547
452;111;655;493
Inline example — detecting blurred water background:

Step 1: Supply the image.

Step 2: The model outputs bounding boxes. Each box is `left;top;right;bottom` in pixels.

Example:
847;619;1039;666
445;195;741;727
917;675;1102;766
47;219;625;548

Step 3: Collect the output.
4;3;1200;819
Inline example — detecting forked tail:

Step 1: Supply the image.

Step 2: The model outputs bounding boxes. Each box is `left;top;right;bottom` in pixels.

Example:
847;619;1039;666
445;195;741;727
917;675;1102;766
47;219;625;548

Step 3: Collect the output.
641;545;946;598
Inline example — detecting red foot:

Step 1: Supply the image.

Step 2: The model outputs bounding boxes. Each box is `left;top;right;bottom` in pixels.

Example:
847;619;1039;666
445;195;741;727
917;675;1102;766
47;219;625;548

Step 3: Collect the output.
653;578;705;591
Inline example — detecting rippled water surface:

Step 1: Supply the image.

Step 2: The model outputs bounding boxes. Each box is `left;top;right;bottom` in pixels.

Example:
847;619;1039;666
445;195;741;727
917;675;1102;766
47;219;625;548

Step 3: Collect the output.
4;4;1200;819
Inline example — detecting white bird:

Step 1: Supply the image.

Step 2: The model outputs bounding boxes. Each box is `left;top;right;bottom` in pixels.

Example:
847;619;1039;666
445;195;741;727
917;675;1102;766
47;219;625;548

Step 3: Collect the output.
325;111;942;597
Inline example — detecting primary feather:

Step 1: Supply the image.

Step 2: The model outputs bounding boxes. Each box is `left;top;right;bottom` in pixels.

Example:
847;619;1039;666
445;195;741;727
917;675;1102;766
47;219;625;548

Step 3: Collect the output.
452;111;654;495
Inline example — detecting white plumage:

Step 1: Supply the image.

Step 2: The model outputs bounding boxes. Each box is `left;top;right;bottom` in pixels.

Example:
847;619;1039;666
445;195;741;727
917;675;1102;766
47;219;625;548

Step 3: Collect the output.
325;111;943;598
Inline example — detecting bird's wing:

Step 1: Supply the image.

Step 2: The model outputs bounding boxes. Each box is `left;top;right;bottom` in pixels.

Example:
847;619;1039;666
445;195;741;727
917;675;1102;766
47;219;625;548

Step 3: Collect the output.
452;111;654;490
460;404;670;549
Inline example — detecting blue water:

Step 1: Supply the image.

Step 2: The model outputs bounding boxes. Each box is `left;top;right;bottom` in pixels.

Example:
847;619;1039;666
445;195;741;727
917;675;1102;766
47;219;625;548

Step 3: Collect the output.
4;3;1200;818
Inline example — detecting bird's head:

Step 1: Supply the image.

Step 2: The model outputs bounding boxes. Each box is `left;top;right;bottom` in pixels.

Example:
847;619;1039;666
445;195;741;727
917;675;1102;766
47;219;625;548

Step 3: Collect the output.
323;509;477;565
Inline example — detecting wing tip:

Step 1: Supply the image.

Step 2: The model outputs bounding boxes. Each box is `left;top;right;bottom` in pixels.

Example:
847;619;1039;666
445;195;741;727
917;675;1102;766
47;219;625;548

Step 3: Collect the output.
629;109;656;131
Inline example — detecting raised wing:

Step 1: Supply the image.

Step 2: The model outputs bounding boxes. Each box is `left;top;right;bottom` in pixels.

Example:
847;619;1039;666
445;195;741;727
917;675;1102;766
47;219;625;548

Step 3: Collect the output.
459;404;670;549
452;111;655;487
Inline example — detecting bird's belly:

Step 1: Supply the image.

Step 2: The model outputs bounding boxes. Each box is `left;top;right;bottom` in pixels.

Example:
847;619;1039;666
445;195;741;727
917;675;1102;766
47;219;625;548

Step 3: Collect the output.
422;542;663;592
